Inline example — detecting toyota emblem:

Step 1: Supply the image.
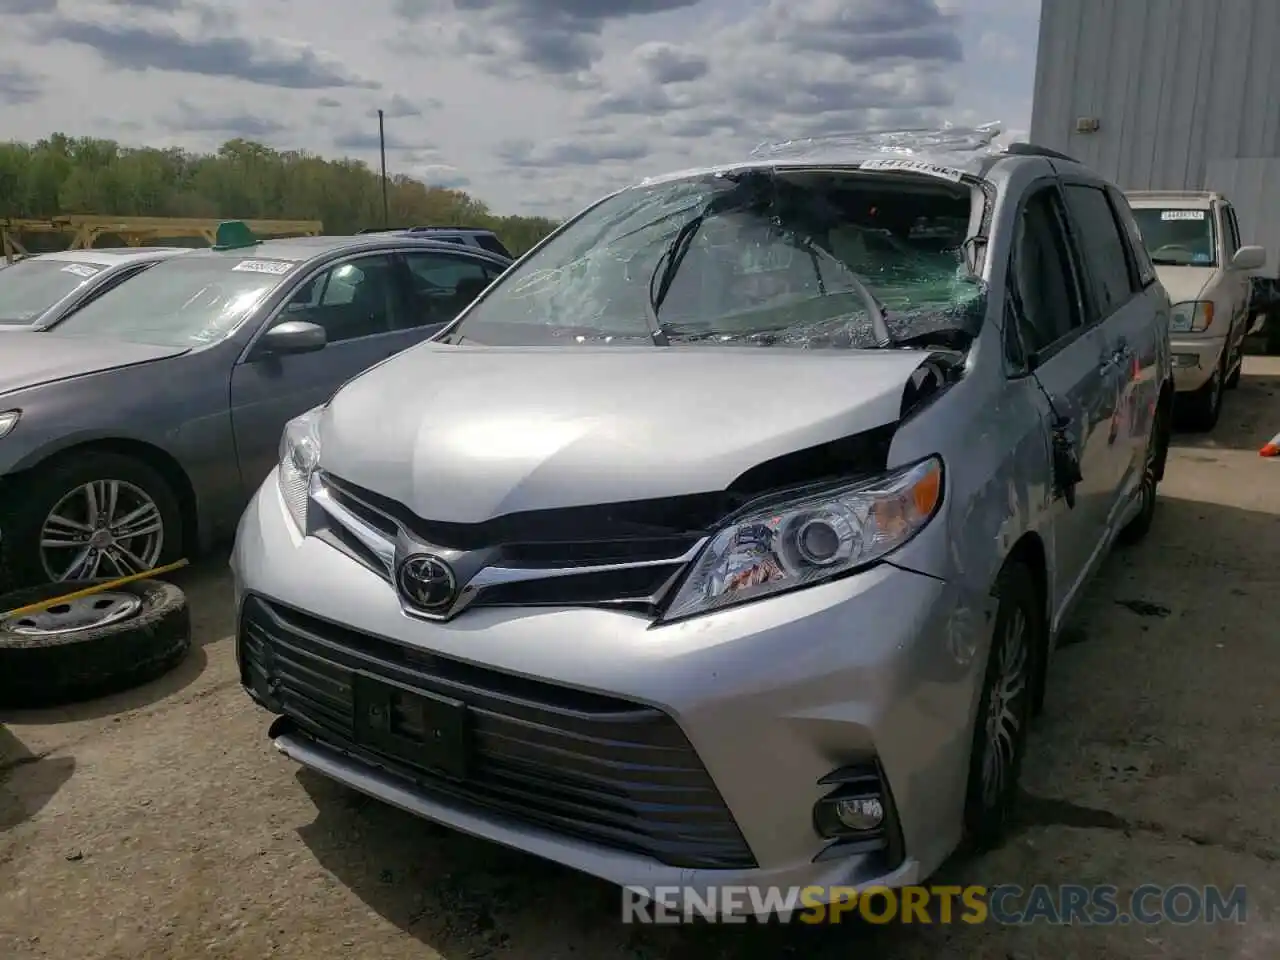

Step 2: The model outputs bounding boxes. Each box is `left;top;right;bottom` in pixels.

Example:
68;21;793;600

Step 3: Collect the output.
396;554;457;612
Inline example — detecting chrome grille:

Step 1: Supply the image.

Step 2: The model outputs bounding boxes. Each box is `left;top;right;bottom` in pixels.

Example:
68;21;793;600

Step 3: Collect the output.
309;471;707;618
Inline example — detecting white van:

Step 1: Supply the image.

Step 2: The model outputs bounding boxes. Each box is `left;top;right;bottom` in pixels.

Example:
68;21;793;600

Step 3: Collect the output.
1125;190;1265;430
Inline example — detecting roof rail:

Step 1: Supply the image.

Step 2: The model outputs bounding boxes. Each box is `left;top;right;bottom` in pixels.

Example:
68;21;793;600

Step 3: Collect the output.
403;224;492;233
355;226;410;234
1003;142;1080;164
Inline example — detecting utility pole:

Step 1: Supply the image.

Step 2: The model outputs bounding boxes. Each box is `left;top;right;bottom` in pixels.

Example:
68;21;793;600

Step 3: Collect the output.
377;108;389;227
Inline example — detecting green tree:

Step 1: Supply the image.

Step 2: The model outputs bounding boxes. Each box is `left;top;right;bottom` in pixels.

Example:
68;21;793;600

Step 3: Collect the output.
0;134;560;255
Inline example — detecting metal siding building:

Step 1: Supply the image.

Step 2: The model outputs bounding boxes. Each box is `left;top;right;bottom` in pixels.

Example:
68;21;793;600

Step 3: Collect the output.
1031;0;1280;275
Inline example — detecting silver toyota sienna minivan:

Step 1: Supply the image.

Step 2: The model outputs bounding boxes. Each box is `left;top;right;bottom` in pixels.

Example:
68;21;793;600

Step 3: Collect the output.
232;131;1173;915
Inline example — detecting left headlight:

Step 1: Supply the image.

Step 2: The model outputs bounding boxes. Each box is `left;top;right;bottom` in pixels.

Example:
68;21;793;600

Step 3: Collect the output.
278;407;323;531
1170;300;1214;333
0;410;19;439
662;456;944;623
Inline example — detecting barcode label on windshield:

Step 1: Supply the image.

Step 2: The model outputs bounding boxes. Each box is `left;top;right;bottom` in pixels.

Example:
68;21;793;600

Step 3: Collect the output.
61;263;100;278
1160;210;1205;221
232;259;293;275
858;158;964;182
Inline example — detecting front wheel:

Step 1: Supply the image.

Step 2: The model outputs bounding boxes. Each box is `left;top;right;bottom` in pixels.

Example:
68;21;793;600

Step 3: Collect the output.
1181;357;1224;432
0;451;183;590
963;562;1041;848
1119;396;1167;545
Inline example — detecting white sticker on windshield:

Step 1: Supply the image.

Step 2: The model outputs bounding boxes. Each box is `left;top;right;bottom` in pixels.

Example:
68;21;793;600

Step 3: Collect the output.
858;158;964;182
232;259;293;275
61;263;101;278
1160;210;1205;221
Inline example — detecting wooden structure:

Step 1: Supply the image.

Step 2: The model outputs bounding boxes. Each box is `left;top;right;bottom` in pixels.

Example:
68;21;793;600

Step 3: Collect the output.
1;215;324;262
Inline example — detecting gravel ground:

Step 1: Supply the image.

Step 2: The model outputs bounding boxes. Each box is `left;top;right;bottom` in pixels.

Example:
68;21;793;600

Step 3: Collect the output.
4;356;1280;959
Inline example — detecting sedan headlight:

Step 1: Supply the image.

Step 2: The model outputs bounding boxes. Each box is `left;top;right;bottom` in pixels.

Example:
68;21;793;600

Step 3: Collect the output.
0;410;18;439
1170;300;1214;333
278;407;323;531
662;456;943;622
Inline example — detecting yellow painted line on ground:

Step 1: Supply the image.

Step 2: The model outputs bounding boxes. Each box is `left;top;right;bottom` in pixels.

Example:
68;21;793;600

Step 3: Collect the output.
2;558;190;619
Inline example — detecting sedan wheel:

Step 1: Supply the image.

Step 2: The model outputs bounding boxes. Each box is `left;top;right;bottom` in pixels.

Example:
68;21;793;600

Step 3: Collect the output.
40;479;166;582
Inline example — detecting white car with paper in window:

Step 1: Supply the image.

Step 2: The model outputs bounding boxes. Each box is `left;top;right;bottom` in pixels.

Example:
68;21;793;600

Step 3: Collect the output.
1125;190;1265;430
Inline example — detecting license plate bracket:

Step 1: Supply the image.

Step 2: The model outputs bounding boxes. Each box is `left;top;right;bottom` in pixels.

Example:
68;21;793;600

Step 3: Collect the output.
352;673;469;780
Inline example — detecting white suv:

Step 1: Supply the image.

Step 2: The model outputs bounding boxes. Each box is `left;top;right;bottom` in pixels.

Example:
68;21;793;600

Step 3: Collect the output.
1125;190;1266;430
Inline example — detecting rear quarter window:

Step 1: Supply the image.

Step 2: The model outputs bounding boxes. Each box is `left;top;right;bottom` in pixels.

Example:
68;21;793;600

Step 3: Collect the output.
1107;187;1157;289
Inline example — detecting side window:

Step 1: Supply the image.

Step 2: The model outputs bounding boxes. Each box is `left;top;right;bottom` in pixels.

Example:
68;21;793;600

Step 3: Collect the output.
1107;187;1157;289
1007;185;1087;363
476;235;512;258
1221;204;1241;256
1062;183;1137;315
401;252;493;329
283;255;398;343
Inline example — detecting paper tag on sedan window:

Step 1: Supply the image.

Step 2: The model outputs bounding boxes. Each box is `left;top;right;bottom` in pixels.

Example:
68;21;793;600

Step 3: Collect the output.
1160;210;1205;221
232;259;293;275
858;158;964;182
61;263;101;278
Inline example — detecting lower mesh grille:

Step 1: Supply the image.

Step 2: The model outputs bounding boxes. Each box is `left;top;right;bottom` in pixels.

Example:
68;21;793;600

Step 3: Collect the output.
239;595;756;870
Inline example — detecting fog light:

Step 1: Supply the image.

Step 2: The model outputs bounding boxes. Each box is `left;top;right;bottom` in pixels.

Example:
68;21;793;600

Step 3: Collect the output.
1173;353;1200;368
814;791;886;839
835;796;884;831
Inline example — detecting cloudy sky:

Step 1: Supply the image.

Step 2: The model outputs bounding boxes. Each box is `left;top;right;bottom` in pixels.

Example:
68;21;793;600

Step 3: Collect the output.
0;0;1040;217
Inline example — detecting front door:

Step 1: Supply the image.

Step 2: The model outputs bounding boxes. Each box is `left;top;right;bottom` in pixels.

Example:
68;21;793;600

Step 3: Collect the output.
1059;181;1156;521
229;252;415;495
1008;181;1115;612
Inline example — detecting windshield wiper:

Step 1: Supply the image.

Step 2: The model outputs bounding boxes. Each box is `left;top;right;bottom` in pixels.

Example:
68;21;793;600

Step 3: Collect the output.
787;230;893;347
644;207;712;346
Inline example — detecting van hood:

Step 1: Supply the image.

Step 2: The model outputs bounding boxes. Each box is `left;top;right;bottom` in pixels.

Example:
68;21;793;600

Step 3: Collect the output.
0;331;189;397
320;343;941;523
1154;264;1218;305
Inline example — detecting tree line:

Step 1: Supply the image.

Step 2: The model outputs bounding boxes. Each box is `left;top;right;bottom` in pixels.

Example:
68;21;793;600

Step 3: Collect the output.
0;134;561;256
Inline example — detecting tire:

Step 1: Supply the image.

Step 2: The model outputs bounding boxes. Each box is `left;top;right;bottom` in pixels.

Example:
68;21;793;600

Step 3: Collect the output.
0;578;190;709
1181;353;1225;432
1118;394;1167;545
0;451;183;591
963;562;1041;849
1225;349;1242;389
1267;316;1280;356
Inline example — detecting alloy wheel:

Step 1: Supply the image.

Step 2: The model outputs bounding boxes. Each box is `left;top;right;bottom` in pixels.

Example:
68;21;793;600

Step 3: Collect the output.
39;479;165;582
980;606;1030;810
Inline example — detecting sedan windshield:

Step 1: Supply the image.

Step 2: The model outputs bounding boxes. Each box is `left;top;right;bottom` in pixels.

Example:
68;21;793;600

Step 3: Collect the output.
1131;208;1217;266
0;259;104;325
445;168;987;349
51;253;294;346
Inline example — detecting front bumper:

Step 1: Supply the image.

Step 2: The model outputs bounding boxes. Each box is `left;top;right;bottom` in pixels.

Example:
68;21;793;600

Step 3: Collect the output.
1170;335;1225;392
232;472;992;910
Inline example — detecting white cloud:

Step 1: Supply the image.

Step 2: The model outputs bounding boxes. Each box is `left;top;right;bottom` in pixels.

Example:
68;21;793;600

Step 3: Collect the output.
0;0;1038;216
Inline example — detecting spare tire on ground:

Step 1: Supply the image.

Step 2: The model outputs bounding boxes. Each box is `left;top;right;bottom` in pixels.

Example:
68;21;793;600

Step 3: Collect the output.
0;579;190;709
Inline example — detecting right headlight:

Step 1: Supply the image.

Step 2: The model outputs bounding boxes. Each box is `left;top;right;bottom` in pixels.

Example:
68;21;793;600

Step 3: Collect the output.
277;407;323;531
661;456;944;622
0;409;20;439
1170;300;1214;333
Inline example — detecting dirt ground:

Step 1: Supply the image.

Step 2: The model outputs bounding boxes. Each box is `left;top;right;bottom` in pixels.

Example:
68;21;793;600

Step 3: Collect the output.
4;356;1280;959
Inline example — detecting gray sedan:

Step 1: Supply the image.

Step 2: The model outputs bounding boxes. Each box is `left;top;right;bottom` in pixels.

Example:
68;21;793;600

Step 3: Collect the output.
0;231;510;587
0;248;190;330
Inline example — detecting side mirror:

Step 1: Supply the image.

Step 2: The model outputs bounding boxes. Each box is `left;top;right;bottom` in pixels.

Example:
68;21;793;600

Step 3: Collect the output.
1230;245;1267;272
255;320;326;358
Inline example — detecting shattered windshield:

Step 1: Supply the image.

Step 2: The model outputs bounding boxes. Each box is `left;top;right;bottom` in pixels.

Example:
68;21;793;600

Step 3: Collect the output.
445;167;987;349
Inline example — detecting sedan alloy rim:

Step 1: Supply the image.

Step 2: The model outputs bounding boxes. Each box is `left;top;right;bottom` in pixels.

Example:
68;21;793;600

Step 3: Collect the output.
39;479;165;582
